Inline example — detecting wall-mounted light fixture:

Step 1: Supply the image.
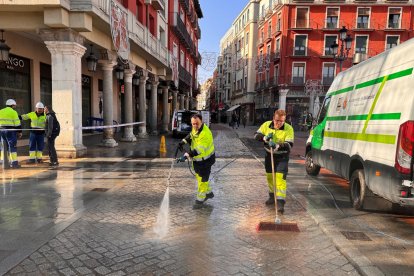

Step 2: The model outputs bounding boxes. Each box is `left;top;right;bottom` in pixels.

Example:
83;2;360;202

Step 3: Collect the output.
86;44;98;72
0;30;11;62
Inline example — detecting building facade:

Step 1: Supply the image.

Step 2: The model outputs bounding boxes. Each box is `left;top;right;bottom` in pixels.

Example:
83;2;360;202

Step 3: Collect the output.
0;0;202;157
255;0;414;127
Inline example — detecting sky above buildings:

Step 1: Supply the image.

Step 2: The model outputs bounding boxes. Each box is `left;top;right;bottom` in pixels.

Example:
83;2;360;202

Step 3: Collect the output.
198;0;249;84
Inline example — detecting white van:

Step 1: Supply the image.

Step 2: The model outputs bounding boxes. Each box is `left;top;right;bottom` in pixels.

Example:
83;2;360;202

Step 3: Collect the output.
171;110;210;137
305;38;414;210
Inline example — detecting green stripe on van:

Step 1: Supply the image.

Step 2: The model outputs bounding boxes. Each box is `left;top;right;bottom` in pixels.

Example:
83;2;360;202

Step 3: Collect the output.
355;76;385;90
387;68;413;81
329;86;354;96
324;131;396;144
326;116;347;121
327;67;413;96
327;113;401;121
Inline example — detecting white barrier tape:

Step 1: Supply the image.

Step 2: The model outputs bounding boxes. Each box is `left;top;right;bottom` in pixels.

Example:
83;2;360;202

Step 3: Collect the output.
0;121;145;132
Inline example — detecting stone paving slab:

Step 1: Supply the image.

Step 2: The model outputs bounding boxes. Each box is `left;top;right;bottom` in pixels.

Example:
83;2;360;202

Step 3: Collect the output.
3;126;360;275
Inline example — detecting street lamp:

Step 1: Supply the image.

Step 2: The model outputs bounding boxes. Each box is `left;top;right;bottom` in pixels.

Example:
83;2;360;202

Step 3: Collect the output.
115;63;124;80
330;26;353;72
0;30;11;62
86;44;98;72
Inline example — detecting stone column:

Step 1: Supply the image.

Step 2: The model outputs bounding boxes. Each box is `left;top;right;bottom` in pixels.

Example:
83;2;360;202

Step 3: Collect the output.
121;66;136;142
137;74;148;137
150;77;159;135
44;31;87;158
279;89;289;110
161;86;170;132
172;90;178;112
180;94;185;110
98;59;118;147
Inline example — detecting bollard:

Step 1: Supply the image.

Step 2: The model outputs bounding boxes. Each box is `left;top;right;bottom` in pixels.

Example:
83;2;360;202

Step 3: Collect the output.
1;132;10;170
159;135;167;155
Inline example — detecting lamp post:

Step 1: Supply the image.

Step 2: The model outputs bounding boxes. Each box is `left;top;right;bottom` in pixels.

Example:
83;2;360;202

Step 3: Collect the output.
86;44;98;72
330;26;353;72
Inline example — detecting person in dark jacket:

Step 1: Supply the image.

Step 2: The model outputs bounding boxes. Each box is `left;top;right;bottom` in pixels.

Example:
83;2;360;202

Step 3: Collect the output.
44;105;60;167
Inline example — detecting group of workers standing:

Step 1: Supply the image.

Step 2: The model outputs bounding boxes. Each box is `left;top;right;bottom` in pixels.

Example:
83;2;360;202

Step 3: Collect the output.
178;109;294;213
0;99;60;169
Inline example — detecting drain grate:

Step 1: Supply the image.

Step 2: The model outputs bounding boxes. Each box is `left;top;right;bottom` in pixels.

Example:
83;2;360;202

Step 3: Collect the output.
91;188;109;192
341;231;372;241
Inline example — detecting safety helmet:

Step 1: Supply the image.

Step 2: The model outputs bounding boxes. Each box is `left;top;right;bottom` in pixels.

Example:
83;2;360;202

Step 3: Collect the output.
6;99;16;106
35;102;44;109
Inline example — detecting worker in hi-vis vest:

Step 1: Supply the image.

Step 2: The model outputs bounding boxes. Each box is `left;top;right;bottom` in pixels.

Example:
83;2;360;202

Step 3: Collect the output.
0;99;22;168
178;114;216;209
254;109;294;214
21;102;46;163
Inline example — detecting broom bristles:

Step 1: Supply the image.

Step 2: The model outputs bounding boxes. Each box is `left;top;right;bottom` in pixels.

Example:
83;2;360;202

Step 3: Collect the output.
256;222;300;232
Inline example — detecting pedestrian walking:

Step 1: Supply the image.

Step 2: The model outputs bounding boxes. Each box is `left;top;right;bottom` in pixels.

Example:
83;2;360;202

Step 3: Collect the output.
254;109;294;214
178;114;215;209
20;102;46;163
0;99;22;168
44;105;60;167
242;113;247;128
231;112;238;129
305;112;313;131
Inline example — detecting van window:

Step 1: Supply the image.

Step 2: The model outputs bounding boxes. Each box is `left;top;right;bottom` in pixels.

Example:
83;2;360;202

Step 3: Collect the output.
318;96;331;124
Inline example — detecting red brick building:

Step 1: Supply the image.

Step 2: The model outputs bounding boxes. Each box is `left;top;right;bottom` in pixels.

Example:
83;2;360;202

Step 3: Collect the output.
168;0;202;109
256;0;414;127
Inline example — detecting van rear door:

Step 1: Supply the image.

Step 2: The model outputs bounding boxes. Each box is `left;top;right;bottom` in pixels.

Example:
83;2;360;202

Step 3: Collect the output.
311;96;331;167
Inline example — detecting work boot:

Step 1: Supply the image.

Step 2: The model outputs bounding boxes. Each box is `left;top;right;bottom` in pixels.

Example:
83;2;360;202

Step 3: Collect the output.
27;159;35;164
36;159;43;164
265;193;275;205
193;200;204;210
204;192;214;202
277;199;285;215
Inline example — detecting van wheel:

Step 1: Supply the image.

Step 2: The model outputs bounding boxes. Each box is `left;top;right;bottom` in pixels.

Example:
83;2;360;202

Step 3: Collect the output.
350;169;367;210
305;150;321;176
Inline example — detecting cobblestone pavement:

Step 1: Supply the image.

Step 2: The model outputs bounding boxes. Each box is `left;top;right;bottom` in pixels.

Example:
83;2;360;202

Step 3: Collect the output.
5;125;359;275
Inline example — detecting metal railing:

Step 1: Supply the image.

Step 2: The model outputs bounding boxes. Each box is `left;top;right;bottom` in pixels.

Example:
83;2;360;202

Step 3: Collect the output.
179;64;192;86
171;12;195;55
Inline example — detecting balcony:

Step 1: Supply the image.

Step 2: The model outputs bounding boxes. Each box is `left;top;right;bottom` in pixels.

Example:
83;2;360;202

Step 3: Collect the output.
257;36;265;47
70;0;168;67
291;19;313;30
179;64;192;86
171;12;195;55
272;51;280;61
196;51;202;65
146;0;165;11
293;47;307;57
195;22;201;39
179;0;190;13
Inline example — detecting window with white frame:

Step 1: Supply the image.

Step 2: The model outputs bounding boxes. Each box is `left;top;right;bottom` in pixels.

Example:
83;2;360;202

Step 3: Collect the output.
173;43;178;58
322;63;336;85
275;38;280;54
274;65;279;85
186;57;189;71
386;35;399;50
190;63;193;76
296;7;309;28
180;50;185;66
357;8;370;29
292;62;305;85
388;7;401;29
294;35;307;56
326;7;339;29
324;35;337;56
355;35;368;54
277;14;281;31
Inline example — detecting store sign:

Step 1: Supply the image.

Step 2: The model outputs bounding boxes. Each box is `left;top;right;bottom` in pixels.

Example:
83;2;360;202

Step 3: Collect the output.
0;54;30;74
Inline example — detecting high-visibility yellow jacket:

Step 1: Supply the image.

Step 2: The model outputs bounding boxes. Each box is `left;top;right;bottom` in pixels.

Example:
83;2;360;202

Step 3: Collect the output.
256;121;294;155
187;124;215;162
0;107;21;129
21;111;46;130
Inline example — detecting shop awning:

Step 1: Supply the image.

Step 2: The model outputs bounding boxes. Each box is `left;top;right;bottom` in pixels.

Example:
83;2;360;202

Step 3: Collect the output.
226;104;240;112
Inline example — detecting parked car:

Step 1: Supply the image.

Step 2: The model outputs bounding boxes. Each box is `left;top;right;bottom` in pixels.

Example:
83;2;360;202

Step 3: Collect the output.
305;38;414;210
171;110;210;137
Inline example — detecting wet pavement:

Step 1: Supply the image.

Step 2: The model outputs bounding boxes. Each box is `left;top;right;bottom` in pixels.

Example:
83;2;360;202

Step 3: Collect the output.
0;125;361;275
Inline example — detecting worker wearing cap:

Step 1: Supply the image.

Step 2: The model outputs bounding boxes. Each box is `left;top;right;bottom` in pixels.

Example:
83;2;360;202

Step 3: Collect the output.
0;99;22;168
21;102;46;163
254;109;294;214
